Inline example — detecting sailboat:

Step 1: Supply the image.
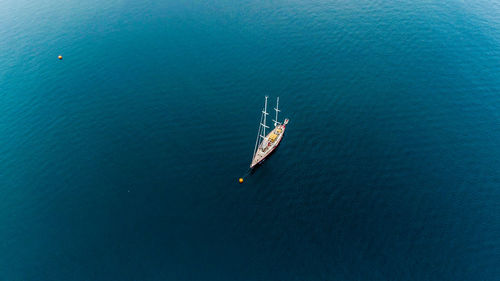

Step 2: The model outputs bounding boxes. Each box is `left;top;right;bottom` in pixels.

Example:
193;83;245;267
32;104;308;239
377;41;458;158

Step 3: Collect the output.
250;96;289;168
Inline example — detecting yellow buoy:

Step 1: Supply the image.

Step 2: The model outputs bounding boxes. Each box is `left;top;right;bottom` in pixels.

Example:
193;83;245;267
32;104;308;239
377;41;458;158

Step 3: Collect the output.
58;55;63;60
239;178;244;183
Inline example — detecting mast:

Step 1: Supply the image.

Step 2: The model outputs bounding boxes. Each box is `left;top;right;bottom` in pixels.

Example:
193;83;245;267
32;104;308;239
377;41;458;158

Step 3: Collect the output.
253;96;269;160
260;96;269;140
273;97;280;127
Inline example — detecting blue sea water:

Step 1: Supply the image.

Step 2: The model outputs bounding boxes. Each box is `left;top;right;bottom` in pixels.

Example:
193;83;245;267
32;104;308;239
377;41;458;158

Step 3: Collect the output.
1;0;500;280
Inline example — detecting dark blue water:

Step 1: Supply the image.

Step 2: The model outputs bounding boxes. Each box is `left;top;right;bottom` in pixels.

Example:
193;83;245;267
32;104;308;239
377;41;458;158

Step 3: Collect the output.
1;0;500;280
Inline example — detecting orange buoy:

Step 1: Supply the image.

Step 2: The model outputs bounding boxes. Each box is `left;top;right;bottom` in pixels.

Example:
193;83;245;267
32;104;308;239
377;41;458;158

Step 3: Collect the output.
239;178;244;183
58;55;63;60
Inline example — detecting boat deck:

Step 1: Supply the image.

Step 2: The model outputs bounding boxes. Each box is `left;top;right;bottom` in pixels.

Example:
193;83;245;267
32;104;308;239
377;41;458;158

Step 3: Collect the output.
251;121;288;168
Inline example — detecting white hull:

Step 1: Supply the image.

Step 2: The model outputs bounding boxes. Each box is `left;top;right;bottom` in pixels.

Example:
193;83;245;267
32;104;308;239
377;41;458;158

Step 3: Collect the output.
251;119;288;168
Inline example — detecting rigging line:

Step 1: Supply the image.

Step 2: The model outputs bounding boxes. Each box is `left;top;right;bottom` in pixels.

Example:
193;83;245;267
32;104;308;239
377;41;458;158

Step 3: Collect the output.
252;109;264;160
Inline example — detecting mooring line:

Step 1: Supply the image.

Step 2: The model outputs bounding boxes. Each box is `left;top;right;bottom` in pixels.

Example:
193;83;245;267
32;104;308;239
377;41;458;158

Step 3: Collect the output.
238;168;252;183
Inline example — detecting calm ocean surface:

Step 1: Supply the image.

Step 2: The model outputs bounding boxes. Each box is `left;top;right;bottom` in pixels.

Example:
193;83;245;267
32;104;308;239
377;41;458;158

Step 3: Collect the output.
1;0;500;280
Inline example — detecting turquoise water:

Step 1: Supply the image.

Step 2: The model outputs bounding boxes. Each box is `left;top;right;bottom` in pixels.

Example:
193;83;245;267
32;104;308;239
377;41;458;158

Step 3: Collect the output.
1;0;500;279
